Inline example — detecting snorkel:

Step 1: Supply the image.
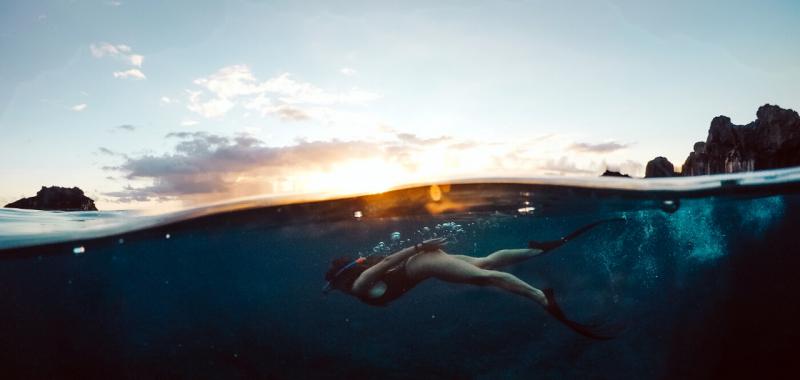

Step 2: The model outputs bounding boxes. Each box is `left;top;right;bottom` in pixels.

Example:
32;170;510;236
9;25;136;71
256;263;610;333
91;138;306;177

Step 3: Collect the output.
322;256;367;294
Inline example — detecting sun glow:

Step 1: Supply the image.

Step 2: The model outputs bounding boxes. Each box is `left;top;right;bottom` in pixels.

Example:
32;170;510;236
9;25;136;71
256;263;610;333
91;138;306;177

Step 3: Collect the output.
299;158;414;195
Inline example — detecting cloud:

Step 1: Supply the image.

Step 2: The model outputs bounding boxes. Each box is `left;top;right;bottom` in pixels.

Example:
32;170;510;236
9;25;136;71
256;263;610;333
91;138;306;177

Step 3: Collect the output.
102;130;644;203
180;120;198;127
160;96;176;105
340;67;358;76
448;141;479;150
396;133;451;146
97;146;129;158
273;106;311;121
104;185;159;203
568;141;630;154
71;103;87;112
90;42;145;77
242;97;309;121
539;156;596;175
90;43;129;58
129;54;144;67
115;124;136;131
113;69;146;80
187;90;234;118
187;65;379;120
105;132;381;200
106;1;123;6
98;147;116;155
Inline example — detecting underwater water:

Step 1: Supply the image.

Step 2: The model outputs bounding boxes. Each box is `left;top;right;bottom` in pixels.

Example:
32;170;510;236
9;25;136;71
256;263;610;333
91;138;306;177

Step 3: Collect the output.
2;169;800;379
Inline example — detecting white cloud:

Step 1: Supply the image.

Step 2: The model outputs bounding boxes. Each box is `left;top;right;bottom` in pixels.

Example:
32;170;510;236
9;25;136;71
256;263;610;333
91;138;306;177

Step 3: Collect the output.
71;103;88;112
129;54;144;67
260;73;378;105
186;65;380;120
340;67;358;76
107;1;123;6
90;42;146;78
192;65;263;99
539;156;595;175
181;120;199;127
569;141;630;153
90;42;128;58
186;90;234;118
113;69;146;80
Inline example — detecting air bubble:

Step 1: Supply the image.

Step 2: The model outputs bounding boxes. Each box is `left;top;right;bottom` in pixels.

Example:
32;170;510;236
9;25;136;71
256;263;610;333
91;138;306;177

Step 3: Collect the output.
660;199;680;213
72;246;85;255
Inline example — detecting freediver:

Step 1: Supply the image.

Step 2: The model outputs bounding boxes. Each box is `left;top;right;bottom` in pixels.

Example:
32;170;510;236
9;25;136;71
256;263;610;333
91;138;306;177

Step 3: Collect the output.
323;219;620;339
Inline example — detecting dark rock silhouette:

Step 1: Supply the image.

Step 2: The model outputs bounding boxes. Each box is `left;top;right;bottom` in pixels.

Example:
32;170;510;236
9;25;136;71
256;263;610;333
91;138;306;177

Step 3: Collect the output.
600;170;631;178
5;186;98;211
680;104;800;176
645;157;677;178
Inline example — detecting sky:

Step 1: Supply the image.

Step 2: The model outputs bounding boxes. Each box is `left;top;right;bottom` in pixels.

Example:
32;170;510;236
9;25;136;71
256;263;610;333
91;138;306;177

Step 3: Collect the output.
1;0;799;210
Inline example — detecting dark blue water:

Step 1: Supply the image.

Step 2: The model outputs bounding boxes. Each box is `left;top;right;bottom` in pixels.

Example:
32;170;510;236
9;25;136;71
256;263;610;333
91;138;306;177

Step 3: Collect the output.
1;175;800;379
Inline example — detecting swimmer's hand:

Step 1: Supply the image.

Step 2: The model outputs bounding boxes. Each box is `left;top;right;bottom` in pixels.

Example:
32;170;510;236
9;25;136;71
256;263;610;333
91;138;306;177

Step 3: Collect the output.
417;237;448;252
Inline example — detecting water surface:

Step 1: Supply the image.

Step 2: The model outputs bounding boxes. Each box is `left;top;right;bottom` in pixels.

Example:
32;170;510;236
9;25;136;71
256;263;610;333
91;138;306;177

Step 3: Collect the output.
2;169;800;379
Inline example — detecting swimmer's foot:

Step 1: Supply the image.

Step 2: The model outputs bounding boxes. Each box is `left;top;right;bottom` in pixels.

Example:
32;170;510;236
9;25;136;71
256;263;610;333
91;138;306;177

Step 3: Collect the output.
543;288;614;340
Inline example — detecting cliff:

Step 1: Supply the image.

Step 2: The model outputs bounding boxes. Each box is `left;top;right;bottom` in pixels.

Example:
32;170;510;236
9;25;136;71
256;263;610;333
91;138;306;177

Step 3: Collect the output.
645;104;800;178
681;104;800;176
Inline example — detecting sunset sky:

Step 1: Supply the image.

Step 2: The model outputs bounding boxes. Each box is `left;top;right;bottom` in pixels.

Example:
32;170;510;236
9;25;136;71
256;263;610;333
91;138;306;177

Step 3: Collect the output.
2;0;799;210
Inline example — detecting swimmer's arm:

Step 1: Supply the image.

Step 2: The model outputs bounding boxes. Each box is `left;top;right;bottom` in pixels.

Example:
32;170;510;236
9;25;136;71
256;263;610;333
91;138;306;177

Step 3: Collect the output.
351;238;447;295
352;246;417;294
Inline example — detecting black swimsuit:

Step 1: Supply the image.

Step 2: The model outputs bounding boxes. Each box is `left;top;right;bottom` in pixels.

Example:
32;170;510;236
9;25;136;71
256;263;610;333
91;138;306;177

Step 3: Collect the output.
358;257;419;307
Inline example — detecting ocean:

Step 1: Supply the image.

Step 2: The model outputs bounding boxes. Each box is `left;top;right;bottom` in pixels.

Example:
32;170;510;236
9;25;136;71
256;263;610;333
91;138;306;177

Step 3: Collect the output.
1;168;800;379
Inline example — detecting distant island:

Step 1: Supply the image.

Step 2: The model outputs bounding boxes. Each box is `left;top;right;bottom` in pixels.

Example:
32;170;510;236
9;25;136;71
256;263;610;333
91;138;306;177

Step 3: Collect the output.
4;186;97;211
600;170;631;178
640;104;800;178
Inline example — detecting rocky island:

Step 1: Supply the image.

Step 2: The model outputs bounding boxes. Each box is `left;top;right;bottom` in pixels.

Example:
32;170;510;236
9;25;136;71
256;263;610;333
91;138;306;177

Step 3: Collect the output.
4;186;98;211
645;104;800;178
600;170;631;178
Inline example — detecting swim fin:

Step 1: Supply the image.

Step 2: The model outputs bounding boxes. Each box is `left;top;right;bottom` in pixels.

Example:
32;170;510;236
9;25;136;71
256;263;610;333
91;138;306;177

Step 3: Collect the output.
543;288;613;340
528;217;624;253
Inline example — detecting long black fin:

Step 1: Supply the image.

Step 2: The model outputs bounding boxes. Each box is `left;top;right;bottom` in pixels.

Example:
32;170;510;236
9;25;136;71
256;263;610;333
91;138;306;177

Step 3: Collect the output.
529;217;624;252
561;217;625;243
543;288;614;340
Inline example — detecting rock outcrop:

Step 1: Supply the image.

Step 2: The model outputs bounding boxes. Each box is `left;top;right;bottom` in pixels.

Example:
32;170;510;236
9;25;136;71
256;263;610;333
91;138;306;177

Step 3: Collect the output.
4;186;98;211
645;157;677;178
680;104;800;176
600;170;631;178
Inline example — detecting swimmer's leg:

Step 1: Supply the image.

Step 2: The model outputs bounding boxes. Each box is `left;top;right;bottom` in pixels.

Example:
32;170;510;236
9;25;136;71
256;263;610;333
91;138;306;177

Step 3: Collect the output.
412;251;614;340
452;249;544;270
407;250;547;306
452;218;627;269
